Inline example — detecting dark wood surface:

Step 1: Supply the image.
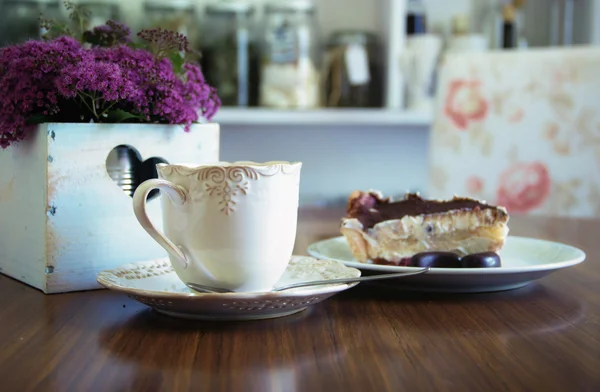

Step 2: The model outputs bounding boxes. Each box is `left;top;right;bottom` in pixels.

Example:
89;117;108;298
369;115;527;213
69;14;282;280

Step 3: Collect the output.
0;208;598;392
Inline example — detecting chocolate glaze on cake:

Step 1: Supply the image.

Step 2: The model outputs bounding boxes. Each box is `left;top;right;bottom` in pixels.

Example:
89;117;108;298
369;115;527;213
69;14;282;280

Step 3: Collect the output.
347;192;504;229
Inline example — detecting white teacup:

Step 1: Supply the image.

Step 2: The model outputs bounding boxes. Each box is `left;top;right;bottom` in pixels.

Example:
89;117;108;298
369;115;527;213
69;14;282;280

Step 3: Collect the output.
132;161;302;292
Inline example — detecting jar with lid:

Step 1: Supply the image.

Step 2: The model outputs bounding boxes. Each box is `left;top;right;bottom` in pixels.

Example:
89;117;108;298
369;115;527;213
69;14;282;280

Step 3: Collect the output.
142;0;199;47
446;15;488;54
77;1;121;29
323;30;384;108
260;0;321;109
0;0;62;46
200;2;259;107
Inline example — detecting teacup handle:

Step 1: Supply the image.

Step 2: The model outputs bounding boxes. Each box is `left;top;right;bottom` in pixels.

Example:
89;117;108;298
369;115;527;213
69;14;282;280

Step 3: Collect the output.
132;179;189;269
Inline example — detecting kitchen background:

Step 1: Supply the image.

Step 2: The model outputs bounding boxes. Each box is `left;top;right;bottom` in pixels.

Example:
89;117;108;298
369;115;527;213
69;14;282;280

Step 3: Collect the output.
1;0;598;206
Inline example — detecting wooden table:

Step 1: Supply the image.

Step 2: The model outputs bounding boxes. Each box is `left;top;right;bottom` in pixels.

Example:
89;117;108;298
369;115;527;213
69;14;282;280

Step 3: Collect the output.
0;209;598;391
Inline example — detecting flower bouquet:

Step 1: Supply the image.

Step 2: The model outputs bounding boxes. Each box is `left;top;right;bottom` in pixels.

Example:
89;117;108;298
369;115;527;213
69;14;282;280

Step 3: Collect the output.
0;0;221;148
0;1;222;294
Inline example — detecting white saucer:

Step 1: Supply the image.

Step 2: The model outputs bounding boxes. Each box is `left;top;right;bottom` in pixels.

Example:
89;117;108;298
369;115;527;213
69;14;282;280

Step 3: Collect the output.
97;255;360;321
307;236;586;293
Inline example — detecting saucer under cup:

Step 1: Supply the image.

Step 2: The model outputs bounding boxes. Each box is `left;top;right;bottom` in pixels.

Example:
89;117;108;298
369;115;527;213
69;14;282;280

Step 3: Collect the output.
97;256;361;321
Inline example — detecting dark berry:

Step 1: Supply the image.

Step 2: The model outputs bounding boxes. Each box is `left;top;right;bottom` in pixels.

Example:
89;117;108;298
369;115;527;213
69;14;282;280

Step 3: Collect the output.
409;252;462;268
373;257;411;266
460;252;501;268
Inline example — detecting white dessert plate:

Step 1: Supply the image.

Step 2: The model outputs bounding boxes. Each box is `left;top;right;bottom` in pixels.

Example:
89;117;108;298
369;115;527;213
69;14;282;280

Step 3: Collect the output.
307;236;586;293
97;255;360;321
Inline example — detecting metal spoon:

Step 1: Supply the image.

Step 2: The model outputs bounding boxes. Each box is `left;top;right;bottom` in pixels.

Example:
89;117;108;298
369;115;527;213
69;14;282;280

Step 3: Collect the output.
186;267;430;294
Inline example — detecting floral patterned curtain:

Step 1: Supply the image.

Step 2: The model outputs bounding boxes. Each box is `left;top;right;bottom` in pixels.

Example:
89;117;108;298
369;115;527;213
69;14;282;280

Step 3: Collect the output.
430;47;600;217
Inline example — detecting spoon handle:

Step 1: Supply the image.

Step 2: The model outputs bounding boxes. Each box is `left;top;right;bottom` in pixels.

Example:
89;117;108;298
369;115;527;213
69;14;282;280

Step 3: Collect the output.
272;267;430;292
186;268;430;294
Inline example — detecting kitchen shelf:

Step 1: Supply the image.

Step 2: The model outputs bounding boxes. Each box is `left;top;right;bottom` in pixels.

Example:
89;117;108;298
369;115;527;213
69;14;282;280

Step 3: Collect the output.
211;108;432;127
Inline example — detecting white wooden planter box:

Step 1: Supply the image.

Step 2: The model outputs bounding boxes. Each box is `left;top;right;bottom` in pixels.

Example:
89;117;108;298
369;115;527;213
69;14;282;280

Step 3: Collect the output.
0;123;220;294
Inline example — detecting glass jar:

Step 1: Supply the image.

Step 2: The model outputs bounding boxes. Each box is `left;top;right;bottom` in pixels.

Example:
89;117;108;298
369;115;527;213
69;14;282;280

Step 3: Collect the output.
142;0;198;47
323;30;384;108
78;1;121;29
0;0;61;46
260;0;321;109
200;2;259;107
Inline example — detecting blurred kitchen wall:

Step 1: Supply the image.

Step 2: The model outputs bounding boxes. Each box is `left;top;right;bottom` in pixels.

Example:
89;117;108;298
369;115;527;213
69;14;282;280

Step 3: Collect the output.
3;0;597;206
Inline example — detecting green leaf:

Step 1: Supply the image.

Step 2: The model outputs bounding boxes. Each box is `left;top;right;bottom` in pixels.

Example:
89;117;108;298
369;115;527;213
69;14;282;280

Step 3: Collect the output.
184;48;202;64
169;52;185;75
127;42;148;50
41;23;73;41
26;114;54;125
106;109;145;123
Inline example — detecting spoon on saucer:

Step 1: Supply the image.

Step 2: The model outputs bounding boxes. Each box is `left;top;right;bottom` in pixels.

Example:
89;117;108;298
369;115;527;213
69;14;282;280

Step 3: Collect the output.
186;267;430;294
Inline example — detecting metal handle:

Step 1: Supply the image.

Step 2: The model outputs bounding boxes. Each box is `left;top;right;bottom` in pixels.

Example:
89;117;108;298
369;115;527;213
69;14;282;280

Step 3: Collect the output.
272;267;430;291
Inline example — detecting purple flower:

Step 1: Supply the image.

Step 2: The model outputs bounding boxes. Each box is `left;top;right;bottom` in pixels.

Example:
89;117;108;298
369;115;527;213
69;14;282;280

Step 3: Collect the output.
0;36;86;147
0;30;221;149
138;28;190;56
83;20;132;47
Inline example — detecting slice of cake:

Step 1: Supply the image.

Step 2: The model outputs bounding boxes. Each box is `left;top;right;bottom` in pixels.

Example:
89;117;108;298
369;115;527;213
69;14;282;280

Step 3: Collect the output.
340;190;509;265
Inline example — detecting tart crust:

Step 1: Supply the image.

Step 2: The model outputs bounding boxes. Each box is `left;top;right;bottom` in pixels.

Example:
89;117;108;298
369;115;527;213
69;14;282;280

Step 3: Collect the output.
340;190;509;264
